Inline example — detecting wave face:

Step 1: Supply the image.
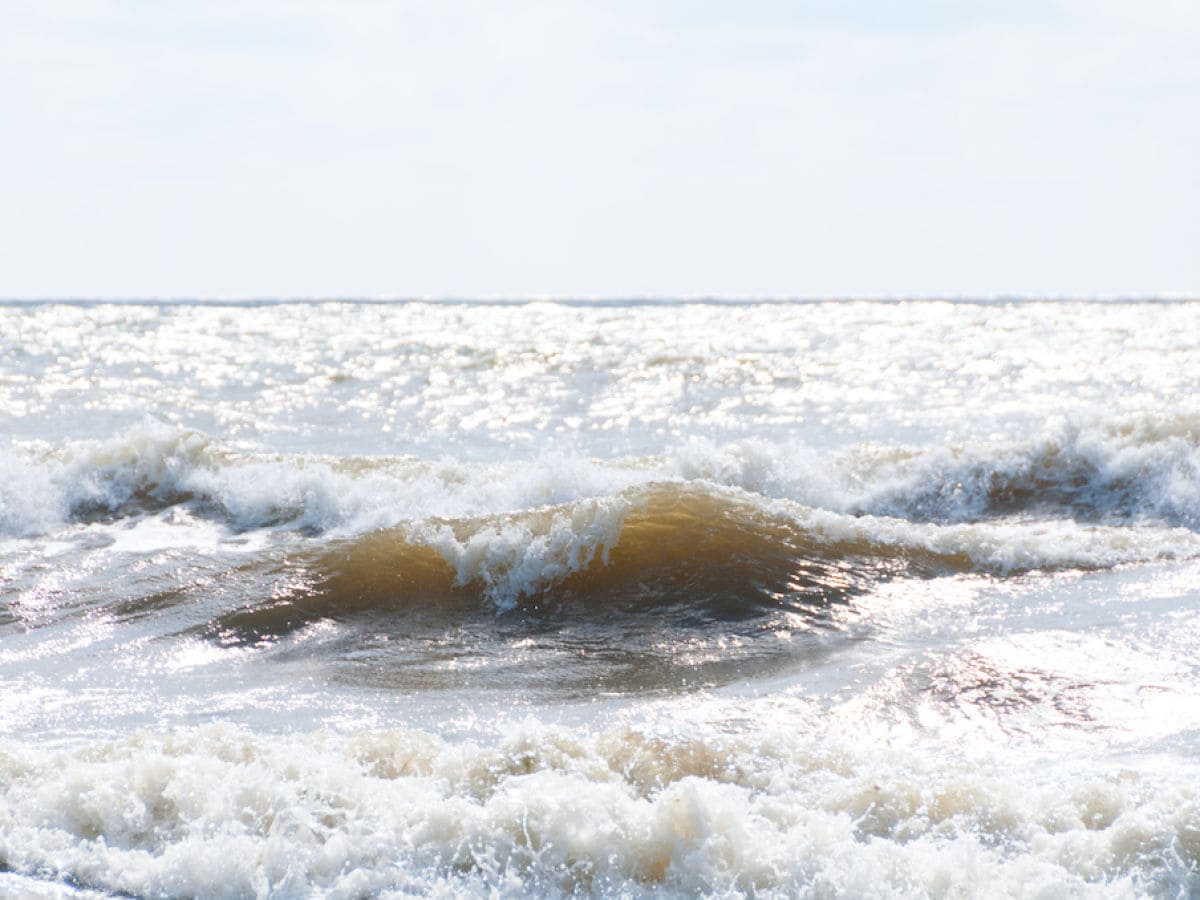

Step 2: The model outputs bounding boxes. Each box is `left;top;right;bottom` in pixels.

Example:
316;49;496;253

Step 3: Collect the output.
4;300;1200;898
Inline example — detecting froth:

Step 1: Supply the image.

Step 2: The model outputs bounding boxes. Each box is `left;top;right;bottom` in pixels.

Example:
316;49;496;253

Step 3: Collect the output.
414;497;629;610
9;415;1200;534
1;722;1195;898
0;424;643;540
674;415;1200;529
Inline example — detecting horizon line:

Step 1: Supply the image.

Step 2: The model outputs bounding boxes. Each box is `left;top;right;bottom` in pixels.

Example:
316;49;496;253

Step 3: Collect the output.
2;294;1198;306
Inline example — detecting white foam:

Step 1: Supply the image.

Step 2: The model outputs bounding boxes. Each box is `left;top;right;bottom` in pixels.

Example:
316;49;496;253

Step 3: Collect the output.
0;424;648;540
414;497;631;610
0;871;110;898
791;504;1200;573
0;721;1194;898
672;415;1200;529
0;446;63;537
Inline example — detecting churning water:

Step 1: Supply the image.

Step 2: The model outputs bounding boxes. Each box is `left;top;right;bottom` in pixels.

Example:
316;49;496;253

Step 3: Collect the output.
2;299;1200;897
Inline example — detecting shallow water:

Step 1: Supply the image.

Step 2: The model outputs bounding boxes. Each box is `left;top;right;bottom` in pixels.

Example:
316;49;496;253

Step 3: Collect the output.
2;300;1200;897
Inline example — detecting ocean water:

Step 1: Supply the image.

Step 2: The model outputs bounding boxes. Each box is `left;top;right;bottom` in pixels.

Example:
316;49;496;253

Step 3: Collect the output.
2;299;1200;898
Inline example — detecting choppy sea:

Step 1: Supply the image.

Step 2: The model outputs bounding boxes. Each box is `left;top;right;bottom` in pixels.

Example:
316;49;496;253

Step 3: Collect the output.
2;299;1200;897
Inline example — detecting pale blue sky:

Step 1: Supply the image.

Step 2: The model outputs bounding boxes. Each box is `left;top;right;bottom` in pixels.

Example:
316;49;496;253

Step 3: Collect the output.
2;0;1197;298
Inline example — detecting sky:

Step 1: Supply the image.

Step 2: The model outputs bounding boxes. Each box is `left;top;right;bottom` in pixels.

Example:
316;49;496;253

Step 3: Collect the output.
2;0;1198;299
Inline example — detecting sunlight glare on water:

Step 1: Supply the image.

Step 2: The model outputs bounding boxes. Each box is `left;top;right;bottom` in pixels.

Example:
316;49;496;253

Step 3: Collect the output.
1;300;1199;897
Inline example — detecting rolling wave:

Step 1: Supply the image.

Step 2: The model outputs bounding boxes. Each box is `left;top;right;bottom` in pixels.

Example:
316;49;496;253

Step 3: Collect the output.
3;421;1200;624
674;415;1200;528
203;485;1200;644
5;416;1200;535
211;486;899;639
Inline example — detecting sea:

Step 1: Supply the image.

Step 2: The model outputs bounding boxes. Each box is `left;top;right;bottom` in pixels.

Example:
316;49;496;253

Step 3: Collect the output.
1;299;1199;898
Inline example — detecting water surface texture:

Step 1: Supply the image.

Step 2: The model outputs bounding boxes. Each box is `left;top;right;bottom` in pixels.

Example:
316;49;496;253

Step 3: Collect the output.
3;300;1200;897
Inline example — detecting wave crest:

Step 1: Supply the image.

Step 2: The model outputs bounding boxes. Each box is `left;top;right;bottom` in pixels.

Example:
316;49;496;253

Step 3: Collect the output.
673;415;1200;528
207;485;1200;640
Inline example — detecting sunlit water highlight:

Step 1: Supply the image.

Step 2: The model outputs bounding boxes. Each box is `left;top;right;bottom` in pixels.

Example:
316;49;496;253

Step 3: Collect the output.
2;300;1200;897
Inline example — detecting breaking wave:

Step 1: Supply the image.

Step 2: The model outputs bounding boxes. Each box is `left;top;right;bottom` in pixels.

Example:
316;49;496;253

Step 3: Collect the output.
3;420;1200;618
674;415;1200;528
204;486;1200;637
5;416;1199;538
0;425;645;539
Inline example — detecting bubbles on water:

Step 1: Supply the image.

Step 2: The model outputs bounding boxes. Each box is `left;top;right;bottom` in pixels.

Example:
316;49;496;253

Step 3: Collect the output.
1;719;1198;898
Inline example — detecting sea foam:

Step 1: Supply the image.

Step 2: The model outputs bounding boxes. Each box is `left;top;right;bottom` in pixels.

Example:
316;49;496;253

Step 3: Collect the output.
5;414;1199;533
0;721;1195;898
